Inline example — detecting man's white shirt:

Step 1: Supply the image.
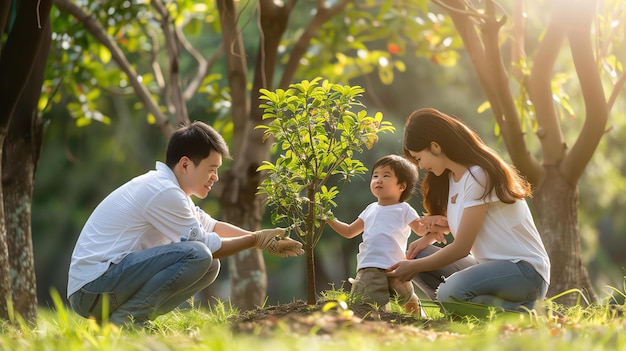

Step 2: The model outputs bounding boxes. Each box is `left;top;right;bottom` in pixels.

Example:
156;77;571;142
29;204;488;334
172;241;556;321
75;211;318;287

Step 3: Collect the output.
67;162;222;297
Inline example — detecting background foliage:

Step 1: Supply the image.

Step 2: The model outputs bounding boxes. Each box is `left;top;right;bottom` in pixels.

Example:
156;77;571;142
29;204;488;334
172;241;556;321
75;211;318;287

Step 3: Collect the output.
31;0;626;308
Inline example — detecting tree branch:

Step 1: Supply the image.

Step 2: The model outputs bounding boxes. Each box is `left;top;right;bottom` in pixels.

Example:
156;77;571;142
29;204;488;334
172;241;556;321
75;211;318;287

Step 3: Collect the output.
438;0;542;183
217;0;250;162
0;0;53;127
481;1;540;178
147;28;166;90
561;0;608;183
152;0;188;126
528;2;567;166
278;0;351;89
53;0;174;136
607;71;625;111
177;24;224;101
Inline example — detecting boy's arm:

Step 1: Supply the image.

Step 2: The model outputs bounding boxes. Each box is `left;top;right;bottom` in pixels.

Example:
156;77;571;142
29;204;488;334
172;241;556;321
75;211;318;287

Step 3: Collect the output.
408;216;449;237
326;217;364;239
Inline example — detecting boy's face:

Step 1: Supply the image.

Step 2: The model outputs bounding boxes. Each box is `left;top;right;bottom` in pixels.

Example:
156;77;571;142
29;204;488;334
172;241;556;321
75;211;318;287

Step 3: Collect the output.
178;151;222;199
370;165;406;205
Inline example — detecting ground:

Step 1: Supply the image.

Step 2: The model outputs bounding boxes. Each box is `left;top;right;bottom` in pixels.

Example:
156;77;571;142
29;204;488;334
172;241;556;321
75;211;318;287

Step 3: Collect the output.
230;300;458;341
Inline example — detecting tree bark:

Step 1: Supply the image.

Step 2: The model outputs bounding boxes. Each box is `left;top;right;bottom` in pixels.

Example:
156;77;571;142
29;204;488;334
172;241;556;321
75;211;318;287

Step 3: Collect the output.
0;0;53;321
534;165;597;305
221;166;268;311
0;147;9;320
2;17;50;323
217;0;293;310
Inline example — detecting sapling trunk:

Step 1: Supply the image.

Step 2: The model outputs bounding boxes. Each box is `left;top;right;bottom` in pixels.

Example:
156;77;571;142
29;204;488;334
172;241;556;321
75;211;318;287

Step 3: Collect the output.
305;183;317;305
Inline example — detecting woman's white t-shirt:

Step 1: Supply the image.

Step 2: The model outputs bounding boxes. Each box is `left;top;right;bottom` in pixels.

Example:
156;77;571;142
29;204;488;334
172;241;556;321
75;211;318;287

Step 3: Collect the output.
446;165;550;284
356;202;420;270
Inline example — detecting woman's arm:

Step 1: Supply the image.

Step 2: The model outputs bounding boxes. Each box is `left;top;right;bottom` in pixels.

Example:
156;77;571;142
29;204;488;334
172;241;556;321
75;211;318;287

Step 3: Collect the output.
388;204;488;281
405;234;439;259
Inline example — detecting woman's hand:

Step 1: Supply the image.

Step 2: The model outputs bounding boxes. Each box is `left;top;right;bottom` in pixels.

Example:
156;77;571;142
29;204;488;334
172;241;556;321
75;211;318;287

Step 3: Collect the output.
425;215;449;234
406;237;429;259
386;260;420;282
407;225;447;259
413;215;450;237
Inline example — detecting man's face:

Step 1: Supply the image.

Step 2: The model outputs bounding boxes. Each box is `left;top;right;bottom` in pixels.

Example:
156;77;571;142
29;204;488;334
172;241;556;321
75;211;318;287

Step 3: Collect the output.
179;152;222;199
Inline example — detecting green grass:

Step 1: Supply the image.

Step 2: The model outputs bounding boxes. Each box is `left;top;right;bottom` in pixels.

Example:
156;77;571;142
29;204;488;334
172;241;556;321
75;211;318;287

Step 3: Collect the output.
1;288;626;351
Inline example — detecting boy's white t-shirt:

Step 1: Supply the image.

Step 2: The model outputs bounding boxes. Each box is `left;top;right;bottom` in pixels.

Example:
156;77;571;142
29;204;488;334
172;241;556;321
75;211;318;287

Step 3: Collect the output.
446;165;551;283
356;202;420;270
67;161;222;298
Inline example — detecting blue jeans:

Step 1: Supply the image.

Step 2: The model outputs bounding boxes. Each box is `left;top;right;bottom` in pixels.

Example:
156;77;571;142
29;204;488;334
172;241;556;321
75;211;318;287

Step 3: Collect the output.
68;241;220;325
411;245;548;310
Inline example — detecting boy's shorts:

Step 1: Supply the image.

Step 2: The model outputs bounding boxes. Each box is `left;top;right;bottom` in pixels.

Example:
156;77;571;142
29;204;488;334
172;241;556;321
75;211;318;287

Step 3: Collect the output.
350;267;415;308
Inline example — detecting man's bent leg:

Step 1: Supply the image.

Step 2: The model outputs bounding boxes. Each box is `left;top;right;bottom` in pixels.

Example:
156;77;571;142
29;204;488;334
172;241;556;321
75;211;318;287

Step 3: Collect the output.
71;241;216;325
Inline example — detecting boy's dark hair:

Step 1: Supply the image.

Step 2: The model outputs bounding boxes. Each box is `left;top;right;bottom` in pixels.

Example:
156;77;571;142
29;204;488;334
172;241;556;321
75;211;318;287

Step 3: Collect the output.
165;121;232;168
372;154;419;202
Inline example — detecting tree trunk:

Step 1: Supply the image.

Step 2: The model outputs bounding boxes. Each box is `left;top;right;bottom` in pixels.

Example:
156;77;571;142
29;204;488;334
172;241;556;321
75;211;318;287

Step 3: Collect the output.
221;166;267;311
216;0;293;310
0;0;53;322
0;146;9;320
534;165;597;306
1;18;50;323
305;185;316;305
3;131;41;324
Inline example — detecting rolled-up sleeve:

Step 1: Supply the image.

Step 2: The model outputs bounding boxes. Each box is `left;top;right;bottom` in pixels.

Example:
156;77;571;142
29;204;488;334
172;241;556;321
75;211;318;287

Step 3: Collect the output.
143;188;223;252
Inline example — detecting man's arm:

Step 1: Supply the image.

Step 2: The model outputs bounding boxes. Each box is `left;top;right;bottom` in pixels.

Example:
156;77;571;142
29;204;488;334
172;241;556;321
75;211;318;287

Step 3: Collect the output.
212;234;256;258
213;221;254;237
213;228;304;258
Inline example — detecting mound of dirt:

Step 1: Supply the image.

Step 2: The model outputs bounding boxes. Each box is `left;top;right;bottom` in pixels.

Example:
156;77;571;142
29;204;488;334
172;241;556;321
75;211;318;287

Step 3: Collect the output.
230;300;456;341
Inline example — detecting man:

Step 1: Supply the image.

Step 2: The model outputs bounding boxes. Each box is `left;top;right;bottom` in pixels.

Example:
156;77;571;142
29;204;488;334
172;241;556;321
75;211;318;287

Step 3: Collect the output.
67;121;303;326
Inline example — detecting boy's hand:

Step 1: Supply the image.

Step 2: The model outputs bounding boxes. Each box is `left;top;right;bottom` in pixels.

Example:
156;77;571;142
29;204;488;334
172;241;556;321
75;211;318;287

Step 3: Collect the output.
254;228;304;257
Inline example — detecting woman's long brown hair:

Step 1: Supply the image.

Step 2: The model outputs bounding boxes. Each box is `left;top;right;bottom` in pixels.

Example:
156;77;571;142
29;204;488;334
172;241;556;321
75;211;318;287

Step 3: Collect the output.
403;108;531;215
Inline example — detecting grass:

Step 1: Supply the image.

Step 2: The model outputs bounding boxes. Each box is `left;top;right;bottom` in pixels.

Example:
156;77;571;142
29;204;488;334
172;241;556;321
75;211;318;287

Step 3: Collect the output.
1;288;626;351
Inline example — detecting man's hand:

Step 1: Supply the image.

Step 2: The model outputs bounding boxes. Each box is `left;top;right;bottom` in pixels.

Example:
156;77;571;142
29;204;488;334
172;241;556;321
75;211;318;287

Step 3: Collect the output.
254;228;304;257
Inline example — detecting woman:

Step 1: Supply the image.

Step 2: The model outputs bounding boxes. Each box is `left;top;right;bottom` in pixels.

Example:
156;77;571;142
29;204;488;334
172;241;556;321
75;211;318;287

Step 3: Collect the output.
386;108;550;310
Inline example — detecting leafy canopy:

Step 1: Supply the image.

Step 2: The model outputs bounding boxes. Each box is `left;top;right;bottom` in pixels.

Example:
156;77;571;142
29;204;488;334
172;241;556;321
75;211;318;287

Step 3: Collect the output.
257;77;394;247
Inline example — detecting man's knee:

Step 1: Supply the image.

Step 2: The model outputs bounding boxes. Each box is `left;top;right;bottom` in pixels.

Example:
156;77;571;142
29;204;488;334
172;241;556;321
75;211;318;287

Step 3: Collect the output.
178;241;213;261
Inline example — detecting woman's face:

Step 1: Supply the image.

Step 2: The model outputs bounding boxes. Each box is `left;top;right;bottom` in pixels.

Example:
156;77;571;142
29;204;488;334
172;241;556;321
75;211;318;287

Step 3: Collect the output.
406;147;447;176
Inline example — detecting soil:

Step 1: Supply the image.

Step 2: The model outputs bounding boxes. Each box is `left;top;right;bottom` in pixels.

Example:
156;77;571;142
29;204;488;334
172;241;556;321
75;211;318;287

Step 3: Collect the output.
230;300;459;341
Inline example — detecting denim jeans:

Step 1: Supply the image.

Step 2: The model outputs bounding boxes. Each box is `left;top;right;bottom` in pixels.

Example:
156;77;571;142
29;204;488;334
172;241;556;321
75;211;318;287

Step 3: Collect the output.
68;241;220;325
411;245;548;310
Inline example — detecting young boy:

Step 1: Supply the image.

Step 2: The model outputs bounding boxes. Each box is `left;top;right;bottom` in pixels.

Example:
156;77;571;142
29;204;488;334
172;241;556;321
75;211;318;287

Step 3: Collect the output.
67;121;303;326
325;155;446;315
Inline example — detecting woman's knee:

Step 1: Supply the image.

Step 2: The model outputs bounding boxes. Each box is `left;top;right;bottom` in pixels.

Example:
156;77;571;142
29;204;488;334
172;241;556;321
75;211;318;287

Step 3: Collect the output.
435;275;468;303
